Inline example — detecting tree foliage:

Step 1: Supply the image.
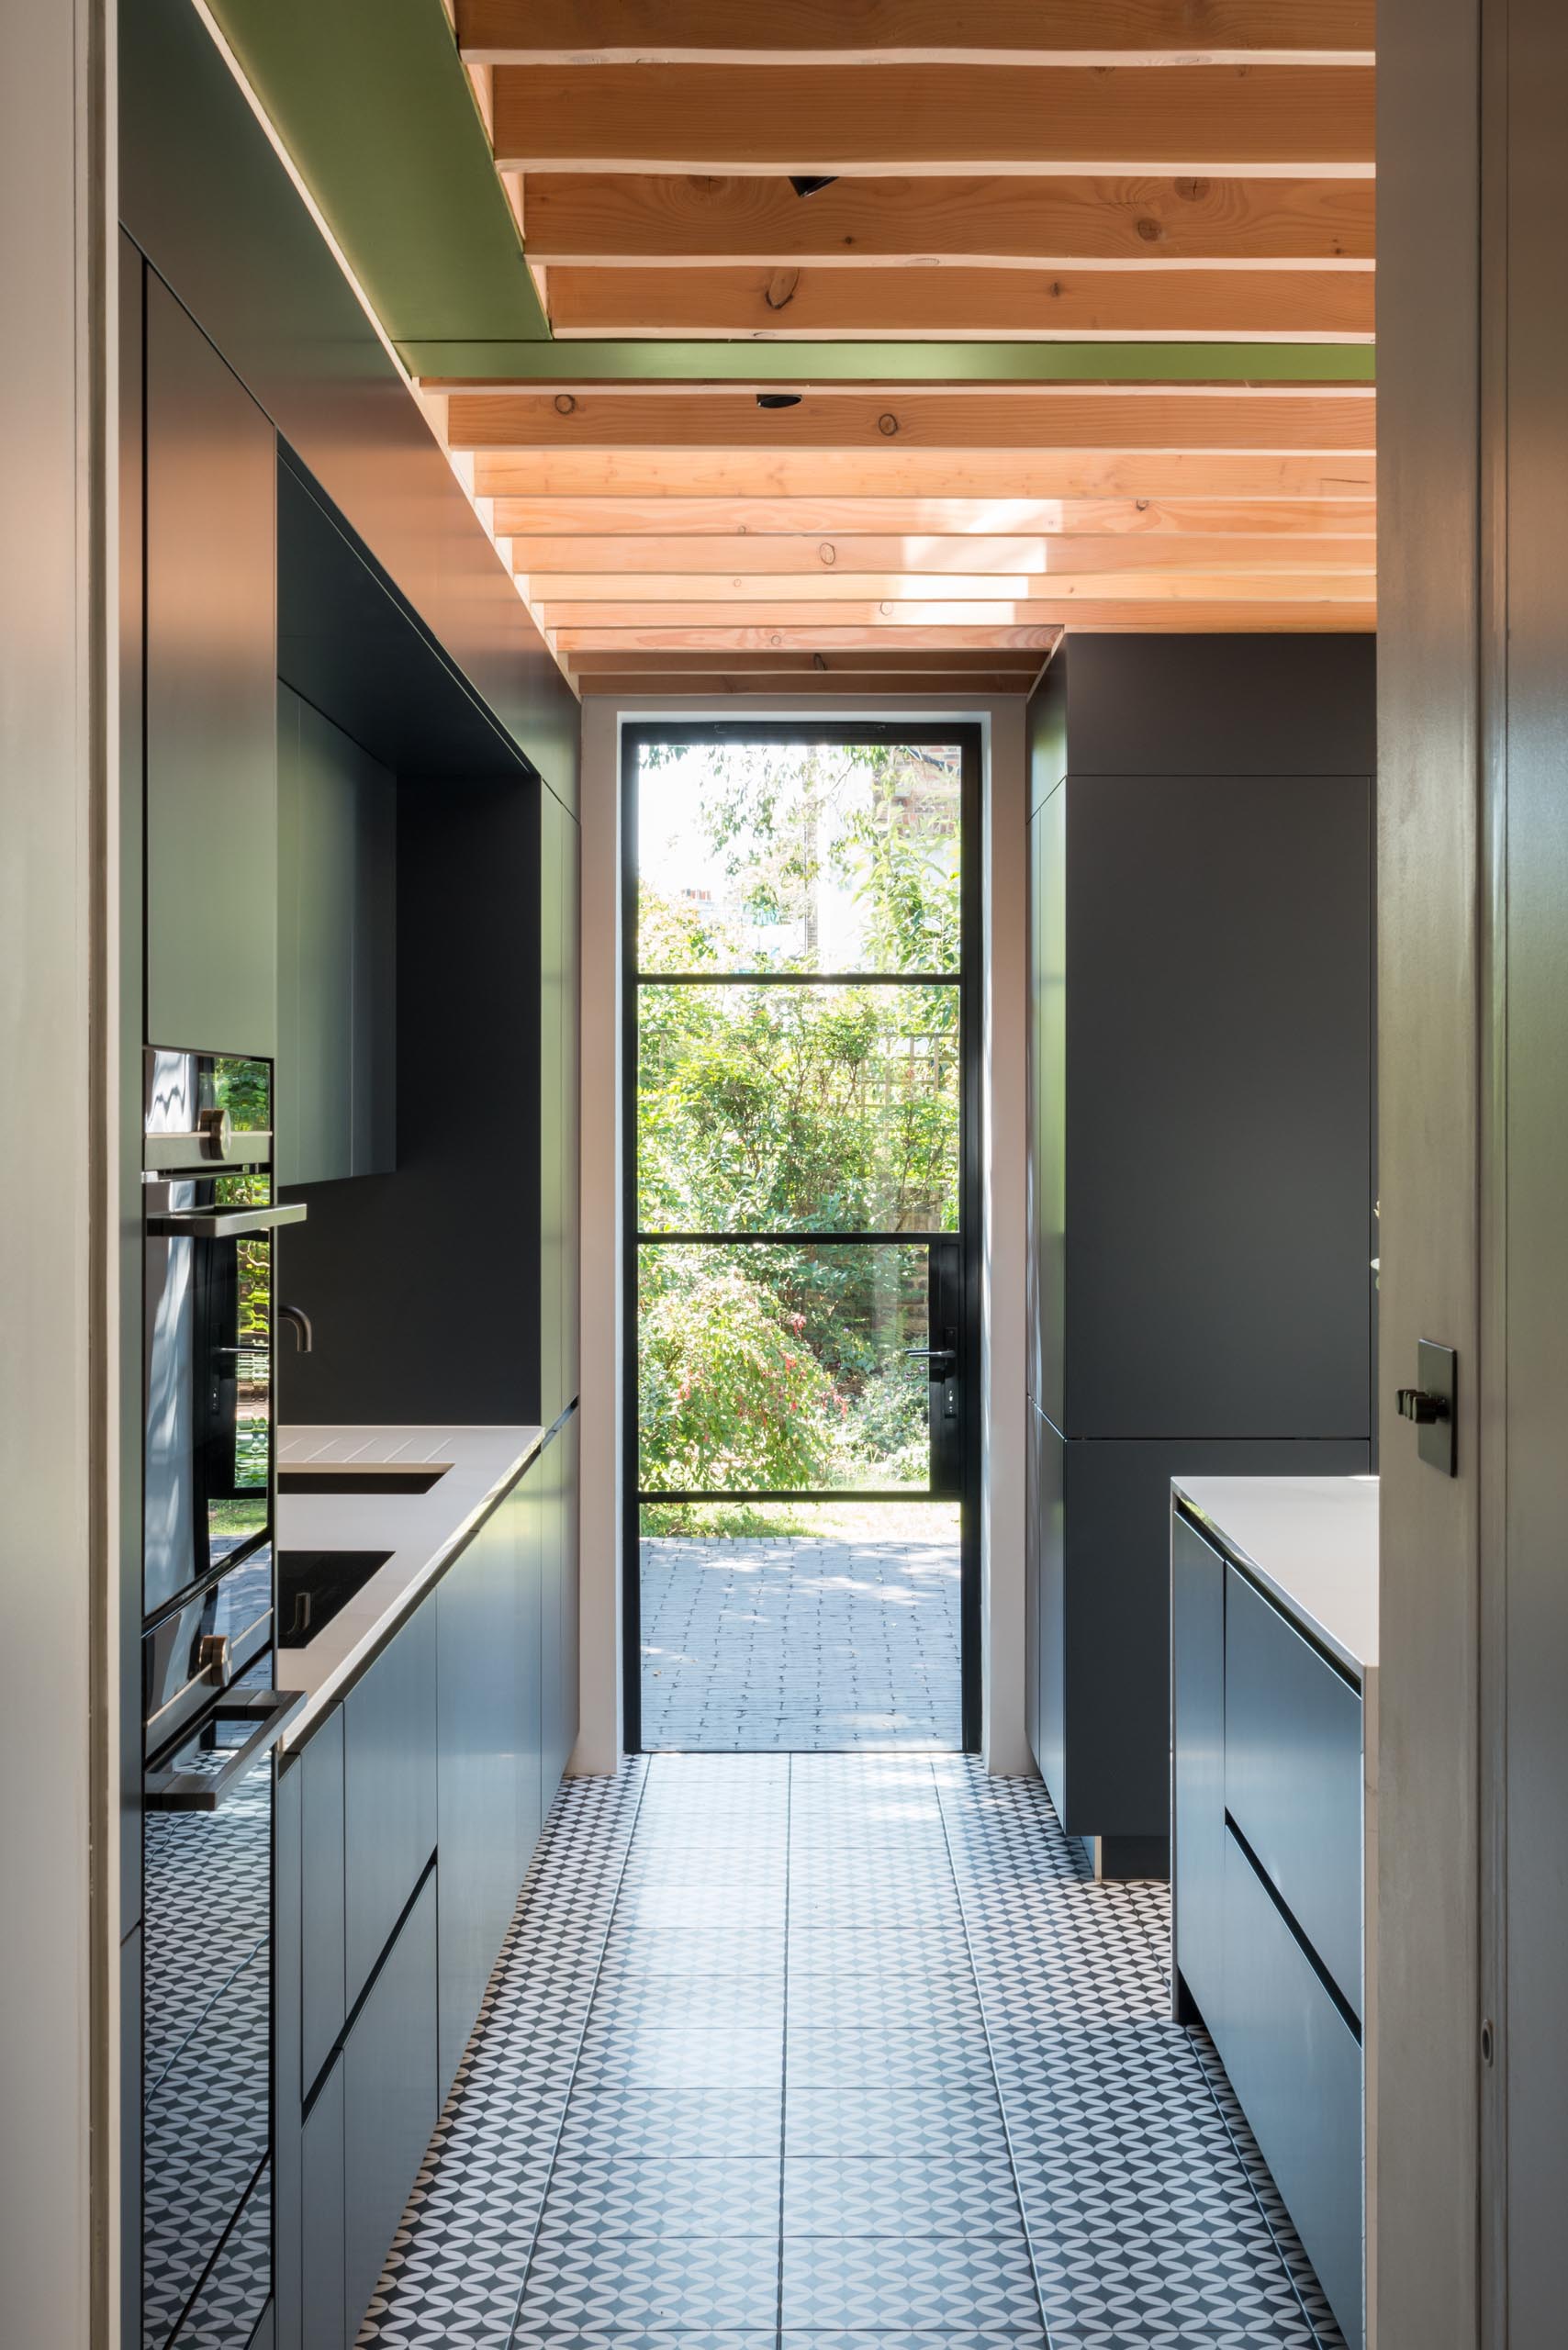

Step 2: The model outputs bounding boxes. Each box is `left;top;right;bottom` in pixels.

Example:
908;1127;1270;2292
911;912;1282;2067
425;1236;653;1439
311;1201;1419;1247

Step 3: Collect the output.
635;742;962;1532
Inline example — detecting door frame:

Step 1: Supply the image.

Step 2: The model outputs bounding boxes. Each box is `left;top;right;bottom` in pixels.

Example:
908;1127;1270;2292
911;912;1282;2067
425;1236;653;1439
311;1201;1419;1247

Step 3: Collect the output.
619;718;986;1754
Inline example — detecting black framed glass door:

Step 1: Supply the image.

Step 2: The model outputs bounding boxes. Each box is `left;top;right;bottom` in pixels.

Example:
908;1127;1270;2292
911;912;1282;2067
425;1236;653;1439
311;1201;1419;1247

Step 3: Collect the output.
622;723;982;1753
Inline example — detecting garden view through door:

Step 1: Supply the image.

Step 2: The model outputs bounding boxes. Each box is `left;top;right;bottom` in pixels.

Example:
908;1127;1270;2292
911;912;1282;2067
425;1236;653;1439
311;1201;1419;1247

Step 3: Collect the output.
626;725;980;1752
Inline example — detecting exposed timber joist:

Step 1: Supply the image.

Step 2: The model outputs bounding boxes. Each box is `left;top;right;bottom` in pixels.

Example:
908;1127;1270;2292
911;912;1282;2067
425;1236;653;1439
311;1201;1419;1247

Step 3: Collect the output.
446;386;1376;453
554;610;1374;649
488;66;1375;180
488;495;1377;537
521;173;1376;269
543;265;1374;341
566;646;1047;673
509;533;1375;577
471;451;1379;498
572;671;1043;695
457;2;1374;69
538;580;1374;624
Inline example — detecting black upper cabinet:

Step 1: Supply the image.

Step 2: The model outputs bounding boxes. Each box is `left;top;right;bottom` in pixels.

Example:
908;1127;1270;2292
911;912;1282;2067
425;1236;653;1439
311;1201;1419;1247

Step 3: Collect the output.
276;686;396;1187
539;790;581;1430
144;272;276;1058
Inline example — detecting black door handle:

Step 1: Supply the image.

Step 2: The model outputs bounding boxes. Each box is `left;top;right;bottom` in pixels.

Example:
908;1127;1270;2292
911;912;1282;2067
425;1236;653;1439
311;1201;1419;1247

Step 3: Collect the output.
903;1347;956;1375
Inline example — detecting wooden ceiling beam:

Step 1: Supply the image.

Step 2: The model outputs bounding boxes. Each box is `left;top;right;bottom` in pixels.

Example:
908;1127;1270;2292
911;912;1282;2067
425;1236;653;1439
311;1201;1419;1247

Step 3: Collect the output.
490;494;1376;537
521;173;1375;268
574;671;1040;696
459;3;1374;68
488;65;1376;178
511;533;1375;577
475;446;1377;496
555;612;1373;650
567;646;1047;672
447;386;1376;453
539;581;1375;626
543;265;1374;341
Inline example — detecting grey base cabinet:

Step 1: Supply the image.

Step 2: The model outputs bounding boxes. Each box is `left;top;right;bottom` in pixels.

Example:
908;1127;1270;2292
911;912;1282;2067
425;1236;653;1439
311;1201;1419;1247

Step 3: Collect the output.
1036;1432;1369;1850
1170;1497;1367;2350
438;1469;543;2098
541;1415;580;1796
344;1873;439;2334
1218;1830;1362;2344
276;1438;577;2350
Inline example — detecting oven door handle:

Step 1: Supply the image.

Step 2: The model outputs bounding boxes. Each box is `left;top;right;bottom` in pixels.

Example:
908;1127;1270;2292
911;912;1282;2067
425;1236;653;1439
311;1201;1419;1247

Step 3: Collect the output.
144;1686;307;1811
146;1201;308;1241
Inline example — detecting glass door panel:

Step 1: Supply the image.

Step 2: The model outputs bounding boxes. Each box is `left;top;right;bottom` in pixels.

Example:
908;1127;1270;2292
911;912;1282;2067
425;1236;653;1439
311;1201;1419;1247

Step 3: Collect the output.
627;725;980;1754
637;981;961;1234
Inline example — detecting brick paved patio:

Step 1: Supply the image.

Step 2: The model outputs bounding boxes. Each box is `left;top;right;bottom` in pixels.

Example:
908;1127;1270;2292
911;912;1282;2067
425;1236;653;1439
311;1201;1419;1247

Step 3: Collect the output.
639;1526;963;1751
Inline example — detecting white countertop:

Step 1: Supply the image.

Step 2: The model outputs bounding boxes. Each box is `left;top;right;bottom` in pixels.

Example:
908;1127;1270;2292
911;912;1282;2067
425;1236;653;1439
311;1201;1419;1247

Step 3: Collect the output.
274;1424;543;1746
1172;1473;1379;1680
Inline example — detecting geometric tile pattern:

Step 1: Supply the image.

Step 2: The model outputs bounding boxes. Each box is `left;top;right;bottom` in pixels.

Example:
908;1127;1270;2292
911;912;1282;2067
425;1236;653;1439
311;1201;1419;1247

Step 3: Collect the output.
142;1752;273;2349
641;1531;962;1751
358;1754;1346;2350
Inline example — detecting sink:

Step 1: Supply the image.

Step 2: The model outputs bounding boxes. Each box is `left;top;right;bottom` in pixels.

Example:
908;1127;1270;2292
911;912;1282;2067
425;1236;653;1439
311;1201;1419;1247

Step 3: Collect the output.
276;1550;394;1648
277;1465;449;1495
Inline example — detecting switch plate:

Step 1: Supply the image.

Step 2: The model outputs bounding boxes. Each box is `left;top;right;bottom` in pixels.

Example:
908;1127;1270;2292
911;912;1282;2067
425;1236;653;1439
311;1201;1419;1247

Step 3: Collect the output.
1416;1338;1457;1476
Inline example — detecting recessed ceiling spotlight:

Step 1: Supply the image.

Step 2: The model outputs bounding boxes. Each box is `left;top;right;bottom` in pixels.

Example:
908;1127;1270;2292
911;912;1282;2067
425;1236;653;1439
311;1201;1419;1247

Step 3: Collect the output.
789;174;839;197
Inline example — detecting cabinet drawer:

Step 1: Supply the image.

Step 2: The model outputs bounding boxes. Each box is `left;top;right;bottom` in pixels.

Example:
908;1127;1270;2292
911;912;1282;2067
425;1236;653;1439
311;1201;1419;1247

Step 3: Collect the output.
342;1606;437;2010
343;1870;439;2342
1171;1514;1226;2031
300;2066;345;2350
1225;1564;1363;2015
299;1709;345;2096
1217;1829;1363;2350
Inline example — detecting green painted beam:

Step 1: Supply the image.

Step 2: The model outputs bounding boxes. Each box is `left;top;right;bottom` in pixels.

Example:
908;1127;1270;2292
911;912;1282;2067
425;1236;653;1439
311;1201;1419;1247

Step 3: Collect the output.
208;0;550;343
405;339;1376;384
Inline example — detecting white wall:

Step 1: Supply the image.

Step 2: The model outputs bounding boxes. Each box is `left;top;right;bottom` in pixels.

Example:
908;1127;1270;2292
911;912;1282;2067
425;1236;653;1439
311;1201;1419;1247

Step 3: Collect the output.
574;694;1034;1778
0;1;117;2341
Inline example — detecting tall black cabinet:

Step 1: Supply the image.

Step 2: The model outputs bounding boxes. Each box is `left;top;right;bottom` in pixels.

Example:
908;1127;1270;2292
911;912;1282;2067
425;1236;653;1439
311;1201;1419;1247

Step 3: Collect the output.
1025;635;1376;1872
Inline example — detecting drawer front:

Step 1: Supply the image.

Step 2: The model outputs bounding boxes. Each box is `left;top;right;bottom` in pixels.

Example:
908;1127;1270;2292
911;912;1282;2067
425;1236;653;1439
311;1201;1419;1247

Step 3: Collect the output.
1218;1829;1364;2350
1225;1564;1363;2014
299;1709;346;2096
1171;1513;1226;2031
343;1870;439;2341
342;1605;437;2010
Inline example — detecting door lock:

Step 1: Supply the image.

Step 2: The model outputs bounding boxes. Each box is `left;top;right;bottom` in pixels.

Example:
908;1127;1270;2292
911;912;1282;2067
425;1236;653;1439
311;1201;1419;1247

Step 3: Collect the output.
1398;1339;1457;1476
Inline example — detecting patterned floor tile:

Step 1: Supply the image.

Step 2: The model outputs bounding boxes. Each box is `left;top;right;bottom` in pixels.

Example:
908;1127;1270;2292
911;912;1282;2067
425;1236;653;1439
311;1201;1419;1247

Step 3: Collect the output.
515;2233;779;2333
781;2159;1024;2240
784;2086;1014;2162
358;1753;1345;2350
780;2236;1044;2332
540;2157;781;2240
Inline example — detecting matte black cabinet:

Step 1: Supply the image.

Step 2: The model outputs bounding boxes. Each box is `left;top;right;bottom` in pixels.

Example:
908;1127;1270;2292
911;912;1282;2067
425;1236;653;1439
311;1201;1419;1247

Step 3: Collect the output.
1023;635;1375;1863
276;686;396;1187
541;1415;580;1796
143;270;277;1058
437;1468;543;2097
343;1872;439;2337
540;789;581;1428
276;1446;572;2350
1170;1498;1368;2350
342;1604;437;2011
1170;1513;1226;2031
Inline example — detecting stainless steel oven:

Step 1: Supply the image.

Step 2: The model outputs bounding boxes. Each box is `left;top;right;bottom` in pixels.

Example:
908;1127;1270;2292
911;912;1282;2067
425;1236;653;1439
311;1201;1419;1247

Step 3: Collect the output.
141;1049;306;2350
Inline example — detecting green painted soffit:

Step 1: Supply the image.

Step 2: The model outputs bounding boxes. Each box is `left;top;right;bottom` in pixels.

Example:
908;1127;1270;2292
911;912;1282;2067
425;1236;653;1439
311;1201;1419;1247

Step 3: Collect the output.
202;2;1373;388
207;0;551;343
406;340;1375;385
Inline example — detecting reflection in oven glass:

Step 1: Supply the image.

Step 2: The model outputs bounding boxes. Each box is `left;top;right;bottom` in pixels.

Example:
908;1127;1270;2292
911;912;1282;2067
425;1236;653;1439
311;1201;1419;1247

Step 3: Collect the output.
142;1751;270;2349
